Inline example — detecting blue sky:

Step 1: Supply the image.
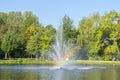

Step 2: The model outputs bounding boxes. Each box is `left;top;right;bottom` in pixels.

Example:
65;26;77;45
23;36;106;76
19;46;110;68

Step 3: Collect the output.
0;0;120;28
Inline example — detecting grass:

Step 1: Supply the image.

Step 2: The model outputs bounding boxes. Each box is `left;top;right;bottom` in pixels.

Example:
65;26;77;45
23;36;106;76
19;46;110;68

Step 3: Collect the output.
0;58;120;65
0;58;54;65
71;60;120;65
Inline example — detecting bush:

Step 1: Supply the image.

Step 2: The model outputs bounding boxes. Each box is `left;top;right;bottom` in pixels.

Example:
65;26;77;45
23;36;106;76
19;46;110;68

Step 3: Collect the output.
103;54;112;61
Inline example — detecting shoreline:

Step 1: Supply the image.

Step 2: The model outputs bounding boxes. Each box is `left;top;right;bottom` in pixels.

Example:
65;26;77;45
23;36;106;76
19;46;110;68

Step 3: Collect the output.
73;60;120;65
0;59;120;65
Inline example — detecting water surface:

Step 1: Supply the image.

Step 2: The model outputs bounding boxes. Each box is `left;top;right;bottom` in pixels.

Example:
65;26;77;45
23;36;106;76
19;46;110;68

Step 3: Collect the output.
0;65;120;80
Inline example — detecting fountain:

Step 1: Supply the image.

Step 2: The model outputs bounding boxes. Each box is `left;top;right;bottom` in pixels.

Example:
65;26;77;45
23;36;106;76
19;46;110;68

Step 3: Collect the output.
49;25;73;66
48;25;106;70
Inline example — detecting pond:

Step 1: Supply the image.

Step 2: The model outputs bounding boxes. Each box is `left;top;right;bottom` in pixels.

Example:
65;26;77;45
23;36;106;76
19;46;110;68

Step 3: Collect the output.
0;64;120;80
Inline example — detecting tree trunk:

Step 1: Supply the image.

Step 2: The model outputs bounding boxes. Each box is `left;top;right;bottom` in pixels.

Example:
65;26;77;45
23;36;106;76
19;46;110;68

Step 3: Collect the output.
31;54;32;59
5;53;8;59
117;47;120;58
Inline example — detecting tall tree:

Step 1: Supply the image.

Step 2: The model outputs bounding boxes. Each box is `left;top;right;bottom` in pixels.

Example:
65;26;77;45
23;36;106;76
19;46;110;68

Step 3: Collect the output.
26;33;41;58
7;12;23;27
25;25;56;58
116;15;120;58
23;11;39;27
0;12;7;25
39;25;56;57
88;11;119;60
0;12;7;43
62;15;77;43
1;30;18;59
77;17;94;47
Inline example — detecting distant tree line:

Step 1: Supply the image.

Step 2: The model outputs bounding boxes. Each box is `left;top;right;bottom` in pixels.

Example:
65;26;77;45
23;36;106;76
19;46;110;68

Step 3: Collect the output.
0;10;120;61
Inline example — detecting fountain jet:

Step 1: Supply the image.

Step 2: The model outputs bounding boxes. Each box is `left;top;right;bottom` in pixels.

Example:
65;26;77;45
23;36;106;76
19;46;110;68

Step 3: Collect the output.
49;26;72;66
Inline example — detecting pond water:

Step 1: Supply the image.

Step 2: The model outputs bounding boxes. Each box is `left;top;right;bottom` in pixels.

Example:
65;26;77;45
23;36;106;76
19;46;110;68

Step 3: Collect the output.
0;64;120;80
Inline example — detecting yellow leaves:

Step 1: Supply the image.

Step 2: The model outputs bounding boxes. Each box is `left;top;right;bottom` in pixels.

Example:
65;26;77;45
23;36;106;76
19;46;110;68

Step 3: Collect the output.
40;43;48;50
104;46;111;54
24;26;36;39
104;44;117;54
25;36;34;52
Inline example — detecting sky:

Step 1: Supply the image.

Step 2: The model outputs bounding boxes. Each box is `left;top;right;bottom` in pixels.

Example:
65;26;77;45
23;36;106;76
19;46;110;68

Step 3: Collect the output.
0;0;120;28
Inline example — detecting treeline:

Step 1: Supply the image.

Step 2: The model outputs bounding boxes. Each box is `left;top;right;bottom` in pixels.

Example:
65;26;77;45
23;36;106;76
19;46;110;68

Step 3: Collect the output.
0;10;120;60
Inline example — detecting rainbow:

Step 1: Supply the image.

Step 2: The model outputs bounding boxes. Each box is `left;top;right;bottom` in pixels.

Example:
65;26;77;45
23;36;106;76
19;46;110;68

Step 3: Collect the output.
53;51;74;67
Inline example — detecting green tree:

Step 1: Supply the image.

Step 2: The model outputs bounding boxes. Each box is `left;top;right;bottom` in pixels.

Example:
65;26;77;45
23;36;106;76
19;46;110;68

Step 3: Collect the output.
23;11;39;27
25;25;42;57
77;16;94;47
5;12;26;58
100;11;118;60
7;12;23;27
116;16;120;58
88;11;119;60
25;25;56;58
26;33;41;58
0;12;7;25
1;30;18;59
62;15;76;42
88;27;103;60
39;25;56;57
0;12;8;44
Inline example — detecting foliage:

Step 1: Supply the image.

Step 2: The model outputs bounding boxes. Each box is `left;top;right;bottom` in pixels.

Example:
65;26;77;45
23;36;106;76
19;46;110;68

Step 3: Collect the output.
88;11;119;60
26;34;40;57
62;15;77;43
1;30;18;59
25;25;56;58
23;11;39;27
0;11;120;61
89;27;103;56
24;26;36;39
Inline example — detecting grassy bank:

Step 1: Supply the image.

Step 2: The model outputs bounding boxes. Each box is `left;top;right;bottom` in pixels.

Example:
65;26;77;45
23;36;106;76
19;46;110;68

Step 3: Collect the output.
72;60;120;65
0;59;120;65
0;58;54;65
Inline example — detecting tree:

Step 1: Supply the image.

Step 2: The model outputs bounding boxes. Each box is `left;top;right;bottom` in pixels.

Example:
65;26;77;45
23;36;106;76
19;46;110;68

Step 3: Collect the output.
24;26;36;39
25;25;42;58
1;30;18;59
0;12;7;25
116;15;120;58
25;25;56;58
39;25;56;57
26;33;41;58
7;12;23;27
77;16;94;48
45;24;56;45
0;12;7;39
23;11;39;27
100;11;118;60
88;11;119;60
88;27;103;59
62;15;76;42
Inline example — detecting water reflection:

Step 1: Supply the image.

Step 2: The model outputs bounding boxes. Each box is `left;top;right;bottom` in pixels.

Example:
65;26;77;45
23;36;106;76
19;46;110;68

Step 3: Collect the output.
0;65;120;80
